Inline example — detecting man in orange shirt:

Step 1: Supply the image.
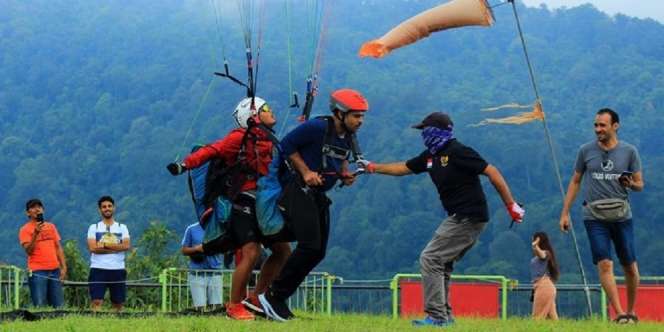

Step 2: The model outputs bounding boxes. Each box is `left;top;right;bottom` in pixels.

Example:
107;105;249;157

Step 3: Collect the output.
18;199;67;308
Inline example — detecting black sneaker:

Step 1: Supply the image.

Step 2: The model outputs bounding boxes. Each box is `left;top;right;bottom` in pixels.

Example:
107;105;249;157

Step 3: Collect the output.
258;291;294;322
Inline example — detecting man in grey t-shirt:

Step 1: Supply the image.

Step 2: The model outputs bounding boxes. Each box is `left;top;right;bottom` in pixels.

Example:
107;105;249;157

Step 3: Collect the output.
559;108;644;323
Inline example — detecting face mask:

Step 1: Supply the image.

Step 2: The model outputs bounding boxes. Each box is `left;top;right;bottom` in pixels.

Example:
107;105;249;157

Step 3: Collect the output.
421;126;454;154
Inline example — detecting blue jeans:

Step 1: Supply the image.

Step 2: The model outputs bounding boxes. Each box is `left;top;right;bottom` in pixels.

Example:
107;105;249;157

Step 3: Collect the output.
28;269;64;308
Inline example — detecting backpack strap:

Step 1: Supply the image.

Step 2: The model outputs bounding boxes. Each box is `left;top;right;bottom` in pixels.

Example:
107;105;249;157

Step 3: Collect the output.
316;116;354;171
349;133;364;162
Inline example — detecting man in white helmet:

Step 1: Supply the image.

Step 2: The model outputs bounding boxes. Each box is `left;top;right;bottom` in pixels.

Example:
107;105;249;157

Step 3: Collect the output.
167;97;291;320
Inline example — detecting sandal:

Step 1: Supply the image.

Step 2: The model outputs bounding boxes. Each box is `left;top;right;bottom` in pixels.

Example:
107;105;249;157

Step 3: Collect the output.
613;314;632;324
627;313;639;323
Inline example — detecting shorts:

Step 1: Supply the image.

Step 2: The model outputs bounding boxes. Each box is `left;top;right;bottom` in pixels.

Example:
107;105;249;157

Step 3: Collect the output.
583;219;636;265
229;194;261;247
188;273;222;307
230;193;292;248
89;268;127;304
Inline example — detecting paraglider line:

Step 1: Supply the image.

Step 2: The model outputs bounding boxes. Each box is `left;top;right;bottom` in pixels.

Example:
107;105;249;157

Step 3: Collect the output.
509;0;593;317
489;1;510;9
174;78;218;161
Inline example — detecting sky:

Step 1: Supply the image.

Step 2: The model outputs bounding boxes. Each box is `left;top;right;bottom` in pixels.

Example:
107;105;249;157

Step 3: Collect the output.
521;0;664;23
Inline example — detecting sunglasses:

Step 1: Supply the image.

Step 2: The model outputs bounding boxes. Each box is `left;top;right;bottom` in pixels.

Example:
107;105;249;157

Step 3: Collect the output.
260;104;272;114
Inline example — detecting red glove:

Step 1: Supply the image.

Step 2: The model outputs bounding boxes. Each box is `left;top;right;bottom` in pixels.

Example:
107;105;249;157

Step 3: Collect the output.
506;202;525;223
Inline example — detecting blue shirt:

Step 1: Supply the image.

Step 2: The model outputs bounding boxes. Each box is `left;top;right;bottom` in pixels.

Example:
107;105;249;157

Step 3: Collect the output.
530;256;549;282
181;223;221;270
279;117;352;192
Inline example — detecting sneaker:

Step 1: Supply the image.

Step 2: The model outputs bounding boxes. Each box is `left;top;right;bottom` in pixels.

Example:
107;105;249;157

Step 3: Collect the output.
242;294;264;314
258;292;294;322
412;316;453;327
225;302;255;321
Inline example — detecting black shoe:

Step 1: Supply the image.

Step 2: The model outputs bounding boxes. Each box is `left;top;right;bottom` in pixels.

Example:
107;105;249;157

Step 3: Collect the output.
258;291;294;322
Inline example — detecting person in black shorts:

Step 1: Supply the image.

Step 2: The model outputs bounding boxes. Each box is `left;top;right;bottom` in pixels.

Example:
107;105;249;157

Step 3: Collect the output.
362;112;525;327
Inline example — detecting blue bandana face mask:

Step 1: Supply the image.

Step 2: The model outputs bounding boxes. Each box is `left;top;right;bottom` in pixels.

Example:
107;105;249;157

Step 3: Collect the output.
421;126;454;154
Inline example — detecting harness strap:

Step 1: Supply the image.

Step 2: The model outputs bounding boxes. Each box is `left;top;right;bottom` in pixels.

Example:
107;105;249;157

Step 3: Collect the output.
316;116;355;176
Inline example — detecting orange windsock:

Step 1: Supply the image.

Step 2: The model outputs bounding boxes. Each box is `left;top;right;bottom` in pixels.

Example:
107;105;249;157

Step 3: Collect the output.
359;0;494;58
471;101;545;126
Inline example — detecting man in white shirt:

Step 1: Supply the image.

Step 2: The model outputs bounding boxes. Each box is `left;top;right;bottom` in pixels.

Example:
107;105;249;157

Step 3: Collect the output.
87;196;130;312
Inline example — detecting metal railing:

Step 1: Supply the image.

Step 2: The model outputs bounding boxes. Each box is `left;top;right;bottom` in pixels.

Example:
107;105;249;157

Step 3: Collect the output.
5;263;664;321
159;268;338;314
0;265;22;310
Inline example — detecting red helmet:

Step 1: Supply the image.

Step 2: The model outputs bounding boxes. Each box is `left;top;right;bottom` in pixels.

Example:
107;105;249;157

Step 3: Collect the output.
329;89;369;113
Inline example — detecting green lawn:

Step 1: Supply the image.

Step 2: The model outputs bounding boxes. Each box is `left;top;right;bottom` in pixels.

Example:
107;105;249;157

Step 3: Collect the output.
2;312;663;331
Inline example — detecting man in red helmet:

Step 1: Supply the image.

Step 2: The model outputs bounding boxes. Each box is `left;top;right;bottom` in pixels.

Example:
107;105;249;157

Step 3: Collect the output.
258;88;368;321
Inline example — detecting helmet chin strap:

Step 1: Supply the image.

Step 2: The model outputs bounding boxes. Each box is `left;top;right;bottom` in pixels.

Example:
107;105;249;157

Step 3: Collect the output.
334;110;350;135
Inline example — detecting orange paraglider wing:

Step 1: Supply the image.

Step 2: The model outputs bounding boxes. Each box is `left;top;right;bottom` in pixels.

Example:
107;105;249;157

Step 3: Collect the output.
359;0;494;58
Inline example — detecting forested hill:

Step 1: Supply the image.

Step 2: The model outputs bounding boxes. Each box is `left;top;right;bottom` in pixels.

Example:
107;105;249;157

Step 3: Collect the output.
1;0;663;282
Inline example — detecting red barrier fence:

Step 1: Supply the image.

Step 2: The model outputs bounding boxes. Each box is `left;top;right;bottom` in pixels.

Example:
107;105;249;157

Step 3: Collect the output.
399;281;500;318
608;285;664;321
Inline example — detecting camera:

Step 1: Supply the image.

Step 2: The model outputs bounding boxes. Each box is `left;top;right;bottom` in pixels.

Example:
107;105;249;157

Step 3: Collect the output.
36;213;44;223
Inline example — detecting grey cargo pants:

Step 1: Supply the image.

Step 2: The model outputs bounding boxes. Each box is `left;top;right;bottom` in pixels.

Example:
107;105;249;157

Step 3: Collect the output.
419;214;487;321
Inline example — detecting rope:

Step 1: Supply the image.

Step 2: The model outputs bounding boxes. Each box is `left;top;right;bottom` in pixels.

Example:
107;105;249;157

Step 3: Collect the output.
489;1;510;9
173;78;218;161
279;0;296;136
509;0;593;316
340;279;393;283
209;0;228;69
312;0;329;79
252;0;266;96
27;272;158;285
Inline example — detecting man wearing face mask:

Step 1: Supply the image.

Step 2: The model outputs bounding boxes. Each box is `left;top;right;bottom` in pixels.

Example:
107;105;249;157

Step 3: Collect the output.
359;112;524;327
19;198;67;308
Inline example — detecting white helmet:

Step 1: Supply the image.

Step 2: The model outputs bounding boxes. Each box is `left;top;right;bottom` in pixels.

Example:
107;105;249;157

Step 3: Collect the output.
233;97;267;128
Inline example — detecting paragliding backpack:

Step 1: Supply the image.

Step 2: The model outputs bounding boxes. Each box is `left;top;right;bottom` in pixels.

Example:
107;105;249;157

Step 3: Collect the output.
188;130;257;215
187;124;279;255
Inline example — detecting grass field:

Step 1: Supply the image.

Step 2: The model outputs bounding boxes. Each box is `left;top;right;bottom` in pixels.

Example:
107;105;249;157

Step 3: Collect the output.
2;312;663;332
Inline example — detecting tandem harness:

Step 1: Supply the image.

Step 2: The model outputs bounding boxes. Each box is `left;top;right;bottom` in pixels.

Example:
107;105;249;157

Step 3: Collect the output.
317;115;364;176
187;122;281;227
